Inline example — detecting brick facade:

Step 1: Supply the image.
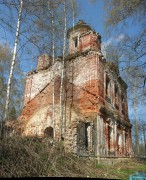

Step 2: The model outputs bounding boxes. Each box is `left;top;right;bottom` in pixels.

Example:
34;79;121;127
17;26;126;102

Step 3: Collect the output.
17;20;132;157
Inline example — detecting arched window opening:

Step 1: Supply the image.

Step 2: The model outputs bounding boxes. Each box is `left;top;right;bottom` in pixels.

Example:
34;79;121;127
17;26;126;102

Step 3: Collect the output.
117;125;122;154
125;130;128;149
121;94;125;114
108;125;112;150
44;126;53;138
108;119;114;152
115;84;119;110
73;36;78;48
106;75;112;103
85;122;90;148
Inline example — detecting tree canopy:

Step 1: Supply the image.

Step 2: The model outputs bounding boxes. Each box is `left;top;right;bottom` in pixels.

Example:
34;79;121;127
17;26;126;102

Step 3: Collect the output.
0;43;24;121
103;0;146;90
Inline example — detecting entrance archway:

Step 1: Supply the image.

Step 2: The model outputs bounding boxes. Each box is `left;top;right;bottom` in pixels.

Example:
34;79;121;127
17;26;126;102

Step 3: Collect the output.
44;126;53;138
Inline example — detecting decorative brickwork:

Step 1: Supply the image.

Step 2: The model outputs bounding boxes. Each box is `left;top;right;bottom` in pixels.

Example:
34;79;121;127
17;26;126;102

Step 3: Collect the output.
17;20;132;157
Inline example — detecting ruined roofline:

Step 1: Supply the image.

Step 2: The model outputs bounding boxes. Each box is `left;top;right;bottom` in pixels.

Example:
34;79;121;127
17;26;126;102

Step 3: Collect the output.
26;55;62;76
67;20;92;38
79;29;100;37
64;48;103;62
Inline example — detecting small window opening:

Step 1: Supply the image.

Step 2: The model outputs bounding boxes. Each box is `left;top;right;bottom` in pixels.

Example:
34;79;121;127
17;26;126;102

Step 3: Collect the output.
106;76;111;97
106;76;109;95
74;37;78;47
106;75;112;104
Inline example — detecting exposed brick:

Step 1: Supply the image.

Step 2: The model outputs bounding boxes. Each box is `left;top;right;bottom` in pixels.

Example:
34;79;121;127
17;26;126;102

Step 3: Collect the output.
15;20;132;157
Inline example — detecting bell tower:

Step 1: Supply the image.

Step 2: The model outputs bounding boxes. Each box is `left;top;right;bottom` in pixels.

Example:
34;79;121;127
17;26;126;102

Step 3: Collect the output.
67;20;101;54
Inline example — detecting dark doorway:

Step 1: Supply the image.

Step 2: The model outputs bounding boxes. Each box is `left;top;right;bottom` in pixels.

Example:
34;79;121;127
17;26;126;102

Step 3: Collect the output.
44;126;53;138
77;122;92;155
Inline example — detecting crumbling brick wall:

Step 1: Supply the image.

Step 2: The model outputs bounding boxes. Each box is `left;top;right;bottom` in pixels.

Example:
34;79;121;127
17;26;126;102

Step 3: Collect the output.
16;20;132;157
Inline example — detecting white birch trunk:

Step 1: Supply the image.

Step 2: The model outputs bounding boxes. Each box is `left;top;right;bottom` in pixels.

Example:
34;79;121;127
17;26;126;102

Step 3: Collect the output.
4;0;23;121
48;1;56;142
71;0;75;38
128;76;139;155
133;85;139;154
71;0;75;56
59;0;67;140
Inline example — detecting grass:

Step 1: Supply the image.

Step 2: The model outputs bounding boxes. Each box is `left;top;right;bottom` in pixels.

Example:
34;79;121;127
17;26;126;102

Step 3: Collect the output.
0;136;146;179
110;160;146;180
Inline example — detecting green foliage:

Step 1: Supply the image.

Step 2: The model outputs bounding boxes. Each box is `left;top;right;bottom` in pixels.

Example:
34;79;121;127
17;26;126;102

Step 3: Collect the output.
96;163;105;169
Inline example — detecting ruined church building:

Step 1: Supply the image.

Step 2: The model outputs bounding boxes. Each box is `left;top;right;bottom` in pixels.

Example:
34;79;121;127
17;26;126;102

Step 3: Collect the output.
18;20;132;157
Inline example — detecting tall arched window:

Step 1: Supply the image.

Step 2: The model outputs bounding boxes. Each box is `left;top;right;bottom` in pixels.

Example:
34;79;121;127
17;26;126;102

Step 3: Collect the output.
115;84;119;110
117;125;122;154
121;94;125;114
106;75;112;103
73;36;78;48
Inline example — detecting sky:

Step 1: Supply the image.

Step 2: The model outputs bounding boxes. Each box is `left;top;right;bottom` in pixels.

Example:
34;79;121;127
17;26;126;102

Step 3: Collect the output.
78;0;104;36
0;0;145;122
76;0;146;121
0;0;106;73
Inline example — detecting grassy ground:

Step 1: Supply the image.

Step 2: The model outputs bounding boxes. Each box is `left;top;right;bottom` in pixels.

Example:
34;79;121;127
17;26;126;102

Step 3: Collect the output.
0;136;146;179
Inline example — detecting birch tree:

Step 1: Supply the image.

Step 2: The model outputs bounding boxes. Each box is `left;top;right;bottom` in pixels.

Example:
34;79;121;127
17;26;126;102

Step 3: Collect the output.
124;66;145;155
133;82;139;155
138;119;146;156
4;0;23;122
48;0;56;142
59;0;67;140
0;43;23;121
0;0;79;139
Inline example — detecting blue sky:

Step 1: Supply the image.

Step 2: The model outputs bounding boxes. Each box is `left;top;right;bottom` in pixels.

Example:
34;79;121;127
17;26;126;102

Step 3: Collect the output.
78;0;104;38
0;0;145;122
0;0;106;72
78;0;146;121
